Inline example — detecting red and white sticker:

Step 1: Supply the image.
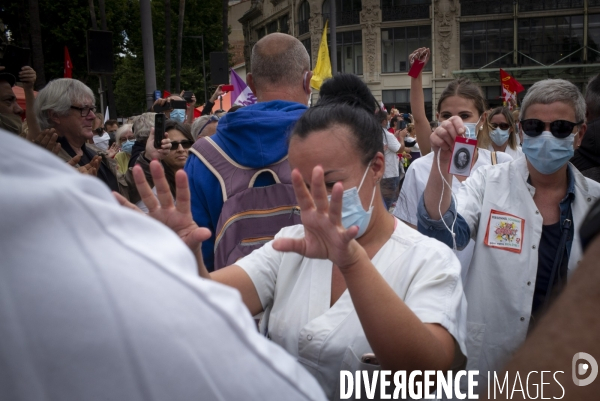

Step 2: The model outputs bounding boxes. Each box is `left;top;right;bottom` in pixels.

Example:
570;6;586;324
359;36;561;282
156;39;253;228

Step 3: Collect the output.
483;209;525;253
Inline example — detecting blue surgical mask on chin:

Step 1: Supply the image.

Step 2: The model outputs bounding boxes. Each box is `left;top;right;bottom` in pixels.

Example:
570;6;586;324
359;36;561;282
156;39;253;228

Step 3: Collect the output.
490;128;510;146
522;132;575;175
463;115;483;140
328;162;377;238
170;109;186;123
121;139;135;154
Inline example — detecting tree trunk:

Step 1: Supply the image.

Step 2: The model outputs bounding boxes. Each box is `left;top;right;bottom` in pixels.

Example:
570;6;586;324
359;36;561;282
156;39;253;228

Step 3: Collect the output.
175;0;185;93
164;0;172;92
140;0;157;110
28;0;46;89
222;0;228;53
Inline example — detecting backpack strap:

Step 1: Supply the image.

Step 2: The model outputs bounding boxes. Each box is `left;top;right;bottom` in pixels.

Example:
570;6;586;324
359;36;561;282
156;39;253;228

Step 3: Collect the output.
491;151;498;165
191;137;290;201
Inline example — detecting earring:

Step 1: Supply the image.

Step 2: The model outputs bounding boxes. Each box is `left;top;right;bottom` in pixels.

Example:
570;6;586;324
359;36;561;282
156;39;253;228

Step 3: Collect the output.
479;125;483;131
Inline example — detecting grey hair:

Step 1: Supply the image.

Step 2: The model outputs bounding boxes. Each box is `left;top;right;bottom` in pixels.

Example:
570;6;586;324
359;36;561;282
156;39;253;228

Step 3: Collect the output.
251;33;310;89
115;123;133;144
34;78;95;130
132;112;156;140
191;114;221;140
520;79;586;123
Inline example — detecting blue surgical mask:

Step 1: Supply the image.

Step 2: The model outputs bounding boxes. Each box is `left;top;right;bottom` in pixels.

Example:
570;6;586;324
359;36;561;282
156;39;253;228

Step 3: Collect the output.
328;162;376;238
463;115;483;140
121;139;135;154
522;132;575;175
170;109;186;123
490;128;510;146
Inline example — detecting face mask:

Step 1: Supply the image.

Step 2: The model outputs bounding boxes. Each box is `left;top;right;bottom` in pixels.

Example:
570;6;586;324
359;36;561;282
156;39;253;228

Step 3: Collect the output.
170;109;186;123
490;128;510;146
328;162;377;238
121;139;135;154
522;132;575;175
463;115;483;140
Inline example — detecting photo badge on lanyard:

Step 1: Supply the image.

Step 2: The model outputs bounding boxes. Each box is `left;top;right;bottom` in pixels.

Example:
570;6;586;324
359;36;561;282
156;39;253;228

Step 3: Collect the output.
483;209;525;253
449;136;477;177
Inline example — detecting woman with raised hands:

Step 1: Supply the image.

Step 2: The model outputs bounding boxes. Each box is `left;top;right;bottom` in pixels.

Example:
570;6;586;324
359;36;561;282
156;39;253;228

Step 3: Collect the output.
116;74;467;400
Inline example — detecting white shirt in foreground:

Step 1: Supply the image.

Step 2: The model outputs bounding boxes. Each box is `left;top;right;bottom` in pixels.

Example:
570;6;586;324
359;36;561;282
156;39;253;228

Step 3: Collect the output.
236;221;467;400
0;130;325;401
394;148;512;281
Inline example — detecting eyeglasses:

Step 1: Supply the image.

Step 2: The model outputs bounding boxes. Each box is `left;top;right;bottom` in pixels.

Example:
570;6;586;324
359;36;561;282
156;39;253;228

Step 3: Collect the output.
490;122;511;130
196;115;220;138
71;105;97;117
521;119;583;139
170;140;194;150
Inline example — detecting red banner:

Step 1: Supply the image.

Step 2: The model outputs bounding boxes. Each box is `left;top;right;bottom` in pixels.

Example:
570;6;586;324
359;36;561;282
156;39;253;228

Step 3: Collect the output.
64;47;73;78
500;69;524;95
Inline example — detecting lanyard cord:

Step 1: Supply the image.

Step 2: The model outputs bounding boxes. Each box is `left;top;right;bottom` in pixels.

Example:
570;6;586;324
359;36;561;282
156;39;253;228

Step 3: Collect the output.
436;151;458;251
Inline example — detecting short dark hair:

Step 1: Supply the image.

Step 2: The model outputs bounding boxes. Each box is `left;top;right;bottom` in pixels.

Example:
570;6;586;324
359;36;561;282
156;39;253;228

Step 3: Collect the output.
105;119;118;129
165;119;193;142
585;74;600;120
291;74;383;166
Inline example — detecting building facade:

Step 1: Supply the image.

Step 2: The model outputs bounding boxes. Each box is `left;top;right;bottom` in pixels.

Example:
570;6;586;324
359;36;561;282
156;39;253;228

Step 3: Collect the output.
239;0;600;118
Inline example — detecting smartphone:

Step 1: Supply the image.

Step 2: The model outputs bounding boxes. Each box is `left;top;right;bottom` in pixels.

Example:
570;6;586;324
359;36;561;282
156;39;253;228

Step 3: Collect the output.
170;100;187;109
403;113;411;123
154;113;166;149
182;91;193;102
2;45;31;82
221;84;234;92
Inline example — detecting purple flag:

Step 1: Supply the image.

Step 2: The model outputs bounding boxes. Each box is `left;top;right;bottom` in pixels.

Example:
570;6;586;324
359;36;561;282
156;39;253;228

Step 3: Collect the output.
230;69;257;106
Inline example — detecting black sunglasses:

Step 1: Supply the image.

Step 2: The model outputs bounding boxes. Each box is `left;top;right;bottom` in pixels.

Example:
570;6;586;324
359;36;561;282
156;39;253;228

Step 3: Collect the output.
170;140;193;150
521;119;583;139
490;122;511;130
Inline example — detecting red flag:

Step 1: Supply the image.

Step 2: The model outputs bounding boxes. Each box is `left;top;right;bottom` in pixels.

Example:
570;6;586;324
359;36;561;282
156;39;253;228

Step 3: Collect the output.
163;90;171;99
64;47;73;78
500;69;524;102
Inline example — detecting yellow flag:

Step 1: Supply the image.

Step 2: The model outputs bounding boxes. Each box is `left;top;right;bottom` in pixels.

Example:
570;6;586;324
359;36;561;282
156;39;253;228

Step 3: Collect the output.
310;20;333;90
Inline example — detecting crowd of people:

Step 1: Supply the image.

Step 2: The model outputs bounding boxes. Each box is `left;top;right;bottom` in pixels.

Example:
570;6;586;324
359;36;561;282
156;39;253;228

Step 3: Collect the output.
2;32;600;400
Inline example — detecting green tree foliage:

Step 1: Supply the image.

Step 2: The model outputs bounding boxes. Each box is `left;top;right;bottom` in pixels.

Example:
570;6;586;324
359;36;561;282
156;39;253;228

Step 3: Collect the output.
0;0;224;117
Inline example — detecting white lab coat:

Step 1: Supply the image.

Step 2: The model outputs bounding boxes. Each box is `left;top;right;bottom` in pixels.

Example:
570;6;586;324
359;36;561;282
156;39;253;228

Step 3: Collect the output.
455;156;600;384
394;148;512;282
237;221;468;400
0;130;326;401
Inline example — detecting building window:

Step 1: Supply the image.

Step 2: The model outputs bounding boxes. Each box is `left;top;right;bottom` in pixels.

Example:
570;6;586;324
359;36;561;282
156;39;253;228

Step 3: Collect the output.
382;88;433;119
518;16;584;66
302;38;312;68
460;0;512;16
381;0;430;22
279;15;289;34
257;27;266;39
298;1;310;35
460;20;514;69
481;86;503;108
588;14;600;63
322;0;361;27
328;30;363;74
267;20;279;34
519;0;584;12
381;26;432;73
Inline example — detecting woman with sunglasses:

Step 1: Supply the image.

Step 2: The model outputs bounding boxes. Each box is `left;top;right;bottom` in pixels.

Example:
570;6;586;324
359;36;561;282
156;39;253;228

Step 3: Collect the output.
417;78;600;391
135;120;194;213
478;107;524;159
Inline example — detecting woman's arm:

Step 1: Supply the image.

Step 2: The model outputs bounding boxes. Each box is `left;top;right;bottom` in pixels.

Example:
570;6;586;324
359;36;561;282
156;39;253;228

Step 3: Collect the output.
409;48;432;156
20;67;41;142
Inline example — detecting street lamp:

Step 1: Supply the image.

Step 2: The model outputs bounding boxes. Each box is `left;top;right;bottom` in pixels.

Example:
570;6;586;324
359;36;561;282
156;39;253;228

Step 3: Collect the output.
184;35;208;106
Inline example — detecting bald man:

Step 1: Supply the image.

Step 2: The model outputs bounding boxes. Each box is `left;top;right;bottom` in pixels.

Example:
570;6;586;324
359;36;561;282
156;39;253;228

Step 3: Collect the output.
185;33;313;271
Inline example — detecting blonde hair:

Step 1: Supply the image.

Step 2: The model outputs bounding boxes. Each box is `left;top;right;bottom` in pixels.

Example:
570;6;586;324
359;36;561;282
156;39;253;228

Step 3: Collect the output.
477;107;518;150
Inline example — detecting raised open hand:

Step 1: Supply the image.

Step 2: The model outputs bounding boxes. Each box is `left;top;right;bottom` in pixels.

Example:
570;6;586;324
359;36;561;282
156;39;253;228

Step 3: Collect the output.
33;128;61;155
272;166;366;269
113;161;210;254
107;142;119;159
75;155;102;176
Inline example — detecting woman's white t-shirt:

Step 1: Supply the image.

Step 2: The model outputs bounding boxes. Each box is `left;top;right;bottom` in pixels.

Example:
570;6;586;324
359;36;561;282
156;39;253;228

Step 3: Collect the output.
236;220;467;399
